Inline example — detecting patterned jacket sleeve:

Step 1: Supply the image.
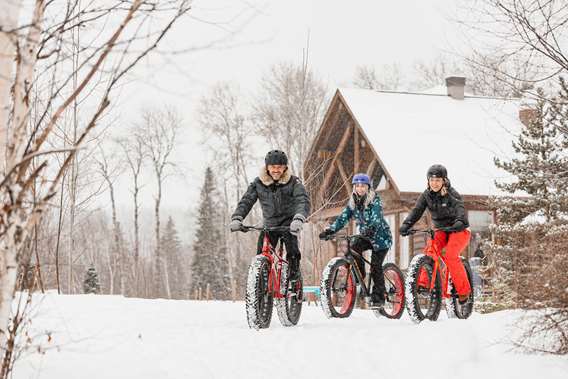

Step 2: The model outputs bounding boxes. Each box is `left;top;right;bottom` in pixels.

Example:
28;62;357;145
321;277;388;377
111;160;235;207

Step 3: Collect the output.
231;181;258;221
329;205;353;232
366;197;385;231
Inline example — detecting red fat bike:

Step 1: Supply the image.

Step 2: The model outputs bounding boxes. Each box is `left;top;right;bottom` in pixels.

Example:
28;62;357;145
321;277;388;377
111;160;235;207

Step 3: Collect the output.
405;229;474;323
239;225;303;329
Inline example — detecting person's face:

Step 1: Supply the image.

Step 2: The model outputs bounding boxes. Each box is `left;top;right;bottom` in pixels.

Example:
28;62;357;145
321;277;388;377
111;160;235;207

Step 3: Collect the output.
267;165;286;180
354;183;369;196
428;177;444;192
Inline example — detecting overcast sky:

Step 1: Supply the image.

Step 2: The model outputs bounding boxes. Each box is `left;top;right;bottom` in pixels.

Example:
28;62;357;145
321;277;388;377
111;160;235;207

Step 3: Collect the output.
104;0;468;232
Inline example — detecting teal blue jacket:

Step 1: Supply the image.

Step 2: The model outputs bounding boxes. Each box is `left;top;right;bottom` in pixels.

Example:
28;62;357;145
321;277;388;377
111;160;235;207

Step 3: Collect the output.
329;191;392;251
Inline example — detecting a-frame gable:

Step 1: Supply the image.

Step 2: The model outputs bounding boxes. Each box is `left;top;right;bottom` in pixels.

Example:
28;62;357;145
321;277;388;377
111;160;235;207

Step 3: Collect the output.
304;90;399;220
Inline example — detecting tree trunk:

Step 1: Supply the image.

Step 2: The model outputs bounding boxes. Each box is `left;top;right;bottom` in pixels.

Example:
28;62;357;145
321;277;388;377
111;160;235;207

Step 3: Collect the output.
154;180;162;298
133;174;140;295
107;179;123;296
0;0;44;360
0;0;21;173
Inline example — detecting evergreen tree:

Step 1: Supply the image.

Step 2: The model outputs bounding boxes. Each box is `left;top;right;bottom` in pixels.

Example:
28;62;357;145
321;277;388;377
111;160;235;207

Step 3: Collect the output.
83;266;101;294
190;167;232;300
486;83;568;315
161;216;187;299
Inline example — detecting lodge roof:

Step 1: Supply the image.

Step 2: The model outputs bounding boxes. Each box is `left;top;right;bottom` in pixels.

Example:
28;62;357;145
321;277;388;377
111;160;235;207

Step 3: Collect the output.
333;87;523;196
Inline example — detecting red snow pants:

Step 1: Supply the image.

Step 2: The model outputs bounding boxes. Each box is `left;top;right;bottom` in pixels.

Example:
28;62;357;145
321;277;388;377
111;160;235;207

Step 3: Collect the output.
433;229;471;296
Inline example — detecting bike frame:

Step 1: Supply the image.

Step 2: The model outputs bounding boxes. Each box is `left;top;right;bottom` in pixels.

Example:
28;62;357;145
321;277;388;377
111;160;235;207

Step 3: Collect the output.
260;232;286;299
343;238;372;297
332;235;396;299
416;229;452;299
243;225;290;299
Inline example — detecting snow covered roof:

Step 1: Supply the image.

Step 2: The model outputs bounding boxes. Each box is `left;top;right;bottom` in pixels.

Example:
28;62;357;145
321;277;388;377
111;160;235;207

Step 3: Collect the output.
337;87;523;196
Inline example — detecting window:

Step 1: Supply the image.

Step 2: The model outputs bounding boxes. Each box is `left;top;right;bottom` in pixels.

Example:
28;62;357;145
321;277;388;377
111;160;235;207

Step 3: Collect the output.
468;210;494;232
385;214;396;264
466;210;493;258
375;176;387;191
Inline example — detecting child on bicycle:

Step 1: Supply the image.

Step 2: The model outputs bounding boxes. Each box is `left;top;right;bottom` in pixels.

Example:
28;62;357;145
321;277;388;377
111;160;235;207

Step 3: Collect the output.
399;164;471;303
319;173;392;308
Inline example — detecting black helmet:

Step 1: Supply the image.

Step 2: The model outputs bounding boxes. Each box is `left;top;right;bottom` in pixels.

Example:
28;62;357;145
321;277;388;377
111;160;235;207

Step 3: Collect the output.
265;150;288;166
427;164;447;179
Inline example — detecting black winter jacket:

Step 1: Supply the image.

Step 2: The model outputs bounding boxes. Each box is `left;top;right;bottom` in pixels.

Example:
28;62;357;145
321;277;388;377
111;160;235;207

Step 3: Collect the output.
231;168;310;227
402;183;469;230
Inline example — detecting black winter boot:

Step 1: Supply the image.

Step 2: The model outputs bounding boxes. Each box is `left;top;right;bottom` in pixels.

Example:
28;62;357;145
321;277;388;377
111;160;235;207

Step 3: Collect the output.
369;292;385;309
288;257;300;281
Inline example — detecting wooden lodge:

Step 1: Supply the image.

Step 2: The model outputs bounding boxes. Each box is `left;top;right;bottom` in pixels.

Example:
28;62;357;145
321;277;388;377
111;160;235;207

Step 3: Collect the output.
304;77;525;276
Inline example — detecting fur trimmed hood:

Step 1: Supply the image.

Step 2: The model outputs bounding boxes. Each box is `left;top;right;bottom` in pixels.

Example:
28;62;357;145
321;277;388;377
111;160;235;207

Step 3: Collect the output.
348;188;376;210
259;166;293;186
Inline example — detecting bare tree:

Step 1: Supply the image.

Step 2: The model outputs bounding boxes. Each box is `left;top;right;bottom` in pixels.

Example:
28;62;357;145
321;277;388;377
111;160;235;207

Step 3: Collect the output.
198;82;256;296
95;144;125;295
0;0;191;374
353;64;402;91
200;82;253;199
412;56;460;90
458;0;568;92
411;53;535;97
253;61;328;179
139;107;181;299
117;131;147;295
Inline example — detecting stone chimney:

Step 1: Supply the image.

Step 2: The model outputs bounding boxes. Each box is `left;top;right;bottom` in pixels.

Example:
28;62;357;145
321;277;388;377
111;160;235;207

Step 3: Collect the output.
519;108;537;126
445;76;466;100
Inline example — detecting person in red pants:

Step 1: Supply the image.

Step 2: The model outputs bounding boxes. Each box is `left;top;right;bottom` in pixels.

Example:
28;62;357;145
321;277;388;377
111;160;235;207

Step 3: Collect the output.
399;164;471;303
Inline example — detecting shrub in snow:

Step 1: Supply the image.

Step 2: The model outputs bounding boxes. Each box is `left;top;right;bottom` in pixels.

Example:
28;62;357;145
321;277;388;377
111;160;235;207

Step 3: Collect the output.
83;267;101;294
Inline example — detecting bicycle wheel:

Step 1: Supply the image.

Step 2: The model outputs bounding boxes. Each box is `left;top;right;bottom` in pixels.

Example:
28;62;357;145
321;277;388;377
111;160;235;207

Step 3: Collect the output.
275;271;303;326
374;263;405;319
245;255;274;329
320;257;356;318
446;257;474;319
405;254;442;323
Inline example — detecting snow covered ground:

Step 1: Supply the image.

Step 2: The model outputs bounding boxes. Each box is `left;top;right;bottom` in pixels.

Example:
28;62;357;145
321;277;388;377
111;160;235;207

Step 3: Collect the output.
13;293;568;379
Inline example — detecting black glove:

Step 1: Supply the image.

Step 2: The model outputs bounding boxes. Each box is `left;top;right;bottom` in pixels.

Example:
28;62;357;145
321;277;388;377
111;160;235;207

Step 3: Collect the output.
399;223;411;237
362;226;376;238
450;220;465;232
319;228;334;240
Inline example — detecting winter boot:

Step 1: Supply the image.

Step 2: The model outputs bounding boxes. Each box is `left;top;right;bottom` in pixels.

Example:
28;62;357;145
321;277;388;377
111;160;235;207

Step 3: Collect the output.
288;257;300;281
458;293;470;305
369;291;385;309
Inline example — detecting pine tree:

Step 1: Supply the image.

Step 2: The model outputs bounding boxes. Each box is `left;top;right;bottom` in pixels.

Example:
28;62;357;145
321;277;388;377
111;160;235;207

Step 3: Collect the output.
485;81;568;355
190;167;232;300
161;216;187;299
83;266;101;294
486;86;568;310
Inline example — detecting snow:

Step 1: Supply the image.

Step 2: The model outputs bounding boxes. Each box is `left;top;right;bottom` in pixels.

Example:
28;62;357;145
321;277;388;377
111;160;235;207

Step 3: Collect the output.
521;210;548;225
338;87;523;196
13;293;568;379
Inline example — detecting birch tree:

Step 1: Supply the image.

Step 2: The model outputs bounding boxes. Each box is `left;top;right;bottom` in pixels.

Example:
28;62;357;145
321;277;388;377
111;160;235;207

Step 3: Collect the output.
0;0;191;373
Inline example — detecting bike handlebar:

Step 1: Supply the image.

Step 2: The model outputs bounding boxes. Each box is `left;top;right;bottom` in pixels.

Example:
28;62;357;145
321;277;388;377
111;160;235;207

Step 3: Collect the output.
239;225;291;233
322;233;371;243
408;227;459;238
